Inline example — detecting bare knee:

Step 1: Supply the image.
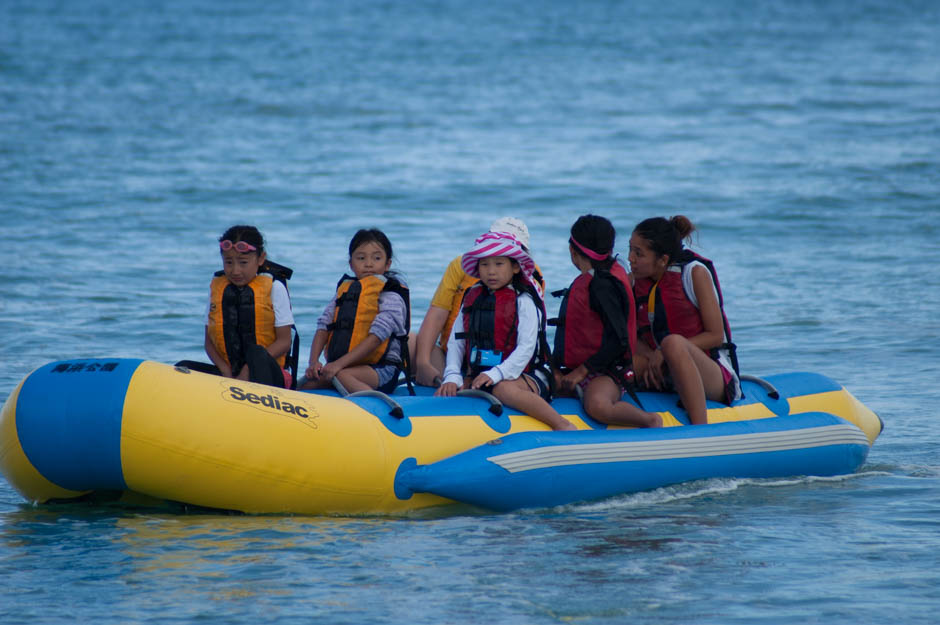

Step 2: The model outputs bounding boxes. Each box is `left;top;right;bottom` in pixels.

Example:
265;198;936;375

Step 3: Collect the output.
660;334;687;361
584;395;612;420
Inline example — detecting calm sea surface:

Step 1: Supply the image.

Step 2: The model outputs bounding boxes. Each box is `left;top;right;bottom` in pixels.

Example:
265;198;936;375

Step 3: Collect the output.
2;1;939;623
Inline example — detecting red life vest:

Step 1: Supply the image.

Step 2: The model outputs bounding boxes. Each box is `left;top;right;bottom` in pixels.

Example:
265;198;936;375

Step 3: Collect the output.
440;264;547;354
552;262;636;370
458;284;520;375
634;250;737;374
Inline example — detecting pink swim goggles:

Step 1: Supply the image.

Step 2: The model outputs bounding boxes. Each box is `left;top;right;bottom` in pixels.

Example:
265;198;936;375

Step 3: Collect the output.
219;240;258;253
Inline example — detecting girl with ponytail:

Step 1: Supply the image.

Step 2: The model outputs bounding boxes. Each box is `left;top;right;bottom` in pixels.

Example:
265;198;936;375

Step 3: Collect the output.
629;216;741;425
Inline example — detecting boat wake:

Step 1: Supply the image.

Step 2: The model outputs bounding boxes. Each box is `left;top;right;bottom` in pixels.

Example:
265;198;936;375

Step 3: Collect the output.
562;470;892;513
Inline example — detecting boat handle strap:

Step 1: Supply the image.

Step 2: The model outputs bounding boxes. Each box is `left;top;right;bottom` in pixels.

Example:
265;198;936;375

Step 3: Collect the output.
456;389;504;416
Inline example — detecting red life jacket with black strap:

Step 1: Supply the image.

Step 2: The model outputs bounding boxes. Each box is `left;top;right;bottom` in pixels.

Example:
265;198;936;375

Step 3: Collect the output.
456;282;552;383
440;263;547;354
550;261;636;371
634;250;739;376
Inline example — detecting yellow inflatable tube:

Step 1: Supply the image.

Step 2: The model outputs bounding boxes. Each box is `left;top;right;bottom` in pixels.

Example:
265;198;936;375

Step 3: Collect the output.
0;358;882;515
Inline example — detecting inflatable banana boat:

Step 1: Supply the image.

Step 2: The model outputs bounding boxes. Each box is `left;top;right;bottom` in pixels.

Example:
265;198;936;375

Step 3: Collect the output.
0;358;882;514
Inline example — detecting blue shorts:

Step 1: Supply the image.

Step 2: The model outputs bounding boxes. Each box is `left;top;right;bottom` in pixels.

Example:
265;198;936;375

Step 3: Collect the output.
374;363;401;394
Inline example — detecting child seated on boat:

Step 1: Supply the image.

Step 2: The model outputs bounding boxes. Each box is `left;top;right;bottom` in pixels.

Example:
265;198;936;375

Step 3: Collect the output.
553;215;661;428
176;224;298;388
301;228;410;394
629;215;742;425
412;217;546;387
435;231;576;431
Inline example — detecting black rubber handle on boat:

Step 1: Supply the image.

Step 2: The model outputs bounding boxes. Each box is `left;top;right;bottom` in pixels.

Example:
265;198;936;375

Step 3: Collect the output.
332;377;350;397
456;389;504;416
739;374;780;400
348;390;405;419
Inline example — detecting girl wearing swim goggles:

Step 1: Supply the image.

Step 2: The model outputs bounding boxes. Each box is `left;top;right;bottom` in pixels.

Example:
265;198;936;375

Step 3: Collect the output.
175;225;296;389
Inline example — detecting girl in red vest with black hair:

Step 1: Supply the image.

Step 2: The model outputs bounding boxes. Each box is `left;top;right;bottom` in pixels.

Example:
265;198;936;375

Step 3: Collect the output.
630;216;741;425
553;215;662;428
435;231;575;431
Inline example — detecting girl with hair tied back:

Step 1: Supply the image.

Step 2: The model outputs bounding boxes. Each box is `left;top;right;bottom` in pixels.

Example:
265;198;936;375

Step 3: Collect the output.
629;215;741;425
552;215;661;428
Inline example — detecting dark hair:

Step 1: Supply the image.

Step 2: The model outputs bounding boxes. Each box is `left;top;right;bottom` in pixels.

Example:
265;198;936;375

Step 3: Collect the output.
632;215;696;263
348;228;393;261
219;224;265;255
570;214;616;271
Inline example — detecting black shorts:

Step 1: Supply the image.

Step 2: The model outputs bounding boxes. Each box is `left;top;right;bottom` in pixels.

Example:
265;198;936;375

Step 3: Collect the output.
523;370;551;402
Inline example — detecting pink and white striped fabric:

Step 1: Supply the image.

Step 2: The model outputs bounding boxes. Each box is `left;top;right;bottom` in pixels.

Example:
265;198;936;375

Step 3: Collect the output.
461;231;536;281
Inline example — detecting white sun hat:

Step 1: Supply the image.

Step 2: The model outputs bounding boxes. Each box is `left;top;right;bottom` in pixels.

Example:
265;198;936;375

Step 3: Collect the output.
489;217;530;251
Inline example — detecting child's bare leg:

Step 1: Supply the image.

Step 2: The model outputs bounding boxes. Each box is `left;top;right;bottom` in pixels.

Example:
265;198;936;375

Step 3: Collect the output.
335;366;380;393
491;377;576;431
582;376;661;427
301;376;334;390
660;335;725;425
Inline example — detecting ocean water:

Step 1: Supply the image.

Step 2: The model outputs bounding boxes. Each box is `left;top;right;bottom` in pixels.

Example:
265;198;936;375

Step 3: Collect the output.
2;0;939;623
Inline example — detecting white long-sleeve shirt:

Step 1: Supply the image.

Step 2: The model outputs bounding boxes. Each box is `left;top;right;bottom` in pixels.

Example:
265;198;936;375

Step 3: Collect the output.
442;290;540;386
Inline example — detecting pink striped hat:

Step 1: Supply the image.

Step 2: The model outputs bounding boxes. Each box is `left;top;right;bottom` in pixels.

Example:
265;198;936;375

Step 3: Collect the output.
462;231;535;282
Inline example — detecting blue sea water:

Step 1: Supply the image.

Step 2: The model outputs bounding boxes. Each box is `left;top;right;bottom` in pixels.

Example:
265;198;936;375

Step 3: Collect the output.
2;0;939;622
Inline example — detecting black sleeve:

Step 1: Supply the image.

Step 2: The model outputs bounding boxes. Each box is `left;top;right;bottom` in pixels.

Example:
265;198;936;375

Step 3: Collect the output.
583;272;632;372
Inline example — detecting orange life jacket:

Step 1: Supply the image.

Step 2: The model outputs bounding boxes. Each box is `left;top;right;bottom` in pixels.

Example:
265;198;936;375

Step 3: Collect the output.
326;273;410;366
207;273;284;374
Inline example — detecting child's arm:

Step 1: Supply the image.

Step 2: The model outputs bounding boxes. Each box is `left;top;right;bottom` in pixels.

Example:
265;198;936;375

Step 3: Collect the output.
305;328;329;380
417;257;464;383
266;325;292;361
474;293;539;387
266;281;294;361
688;264;726;351
435;318;467;397
320;288;406;381
320;334;383;382
203;326;233;378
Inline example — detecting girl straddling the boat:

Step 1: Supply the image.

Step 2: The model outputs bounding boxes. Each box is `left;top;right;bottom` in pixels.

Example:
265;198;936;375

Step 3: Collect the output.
302;228;410;394
435;231;576;431
629;216;741;425
177;224;298;389
553;215;662;428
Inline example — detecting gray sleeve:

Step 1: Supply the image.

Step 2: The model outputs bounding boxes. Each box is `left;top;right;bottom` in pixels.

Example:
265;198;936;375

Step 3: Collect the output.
369;291;407;341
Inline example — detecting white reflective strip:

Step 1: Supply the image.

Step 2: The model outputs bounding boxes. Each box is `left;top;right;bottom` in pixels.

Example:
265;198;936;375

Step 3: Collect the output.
487;425;869;473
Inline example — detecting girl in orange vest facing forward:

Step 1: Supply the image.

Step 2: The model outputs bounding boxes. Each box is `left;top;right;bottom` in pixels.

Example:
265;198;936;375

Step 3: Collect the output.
435;231;575;431
180;225;296;389
303;229;409;394
629;216;741;425
553;215;661;428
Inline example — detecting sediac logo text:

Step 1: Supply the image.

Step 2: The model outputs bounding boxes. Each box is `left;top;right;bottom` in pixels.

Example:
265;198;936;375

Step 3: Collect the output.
227;386;310;418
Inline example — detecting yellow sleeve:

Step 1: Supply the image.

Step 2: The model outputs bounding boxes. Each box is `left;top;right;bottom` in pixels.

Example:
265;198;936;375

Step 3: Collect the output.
430;256;467;310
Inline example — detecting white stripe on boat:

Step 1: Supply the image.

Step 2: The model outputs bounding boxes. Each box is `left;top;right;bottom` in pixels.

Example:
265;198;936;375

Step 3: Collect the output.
487;424;869;473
